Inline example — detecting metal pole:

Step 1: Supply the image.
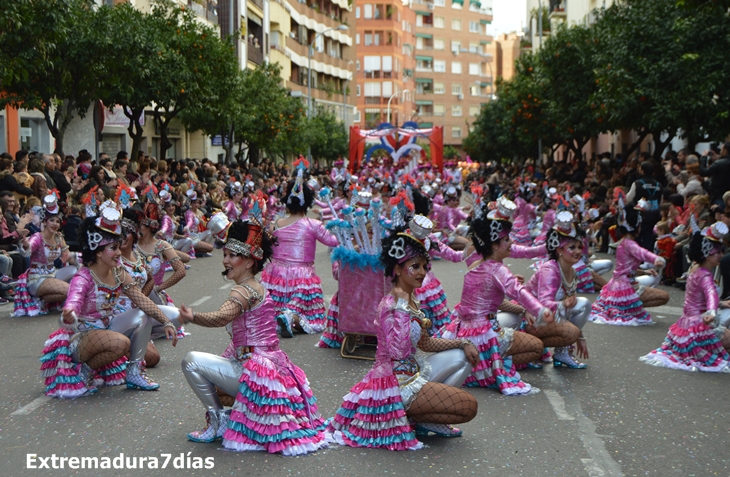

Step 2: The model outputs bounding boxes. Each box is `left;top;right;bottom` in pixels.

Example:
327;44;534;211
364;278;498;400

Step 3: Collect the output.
386;92;397;124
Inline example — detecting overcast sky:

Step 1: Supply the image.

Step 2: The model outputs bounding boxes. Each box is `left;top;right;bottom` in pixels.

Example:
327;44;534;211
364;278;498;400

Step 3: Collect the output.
490;0;526;36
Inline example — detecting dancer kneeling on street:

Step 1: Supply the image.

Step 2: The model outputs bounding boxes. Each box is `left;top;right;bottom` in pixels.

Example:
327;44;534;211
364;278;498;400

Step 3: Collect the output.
327;218;479;449
40;203;179;398
178;211;327;455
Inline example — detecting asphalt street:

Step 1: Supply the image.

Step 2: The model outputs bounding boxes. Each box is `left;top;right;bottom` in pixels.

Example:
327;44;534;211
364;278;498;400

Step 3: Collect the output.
0;241;727;477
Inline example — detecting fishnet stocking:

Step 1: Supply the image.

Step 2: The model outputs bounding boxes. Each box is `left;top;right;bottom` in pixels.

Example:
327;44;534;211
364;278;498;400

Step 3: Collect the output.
640;287;669;308
407;382;478;424
36;278;69;303
123;281;172;326
506;331;543;364
498;299;525;315
525;321;580;347
145;342;160;368
591;270;607;291
417;332;464;352
216;387;236;406
78;330;130;370
193;298;243;327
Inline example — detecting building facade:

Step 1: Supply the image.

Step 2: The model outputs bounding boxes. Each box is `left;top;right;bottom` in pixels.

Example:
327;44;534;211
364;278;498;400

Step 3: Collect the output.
410;0;493;149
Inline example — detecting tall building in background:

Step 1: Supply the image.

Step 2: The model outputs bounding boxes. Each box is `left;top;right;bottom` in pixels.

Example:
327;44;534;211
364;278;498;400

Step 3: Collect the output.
523;0;613;52
353;1;416;129
410;0;494;150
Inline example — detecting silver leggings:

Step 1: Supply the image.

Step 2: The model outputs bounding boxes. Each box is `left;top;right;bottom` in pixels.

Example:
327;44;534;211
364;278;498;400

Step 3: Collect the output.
149;305;182;340
590;259;614;276
497;297;591;331
181;347;474;412
636;273;660;288
109;309;153;362
718;309;730;328
173;237;193;254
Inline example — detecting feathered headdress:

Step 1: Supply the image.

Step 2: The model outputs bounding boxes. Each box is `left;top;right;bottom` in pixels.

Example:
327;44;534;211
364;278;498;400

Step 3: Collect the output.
287;156;309;206
115;183;135;210
389;190;414;228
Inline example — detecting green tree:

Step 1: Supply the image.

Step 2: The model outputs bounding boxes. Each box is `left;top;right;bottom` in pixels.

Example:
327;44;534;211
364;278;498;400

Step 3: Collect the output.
305;107;349;165
443;145;460;160
0;0;104;156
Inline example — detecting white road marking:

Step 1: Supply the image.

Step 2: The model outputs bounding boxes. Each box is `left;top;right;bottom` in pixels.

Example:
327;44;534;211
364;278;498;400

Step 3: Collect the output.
581;459;607;477
189;296;211;307
543;389;574;420
545;368;624;476
10;395;52;416
649;305;683;316
219;283;233;290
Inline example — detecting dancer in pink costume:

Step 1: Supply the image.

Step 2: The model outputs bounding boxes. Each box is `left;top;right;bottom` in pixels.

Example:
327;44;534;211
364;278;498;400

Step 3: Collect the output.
179;218;327;455
14;193;79;317
439;197;554;396
261;158;338;336
590;198;668;326
40;203;179;398
183;189;215;256
510;182;538;245
327;220;478;448
641;222;730;372
222;181;244;222
157;189;193;263
535;186;559;245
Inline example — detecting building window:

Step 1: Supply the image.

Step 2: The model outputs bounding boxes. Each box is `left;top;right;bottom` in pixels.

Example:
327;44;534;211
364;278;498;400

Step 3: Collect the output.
434;60;446;72
356;34;360;45
365;33;372;46
356;60;361;70
452;0;462;9
357;85;361;96
434;16;445;28
434;104;445;116
451;40;460;53
452;126;462;137
469;105;480;116
469;63;480;75
354;109;361;122
434;82;445;94
470;84;480;96
356;6;360;18
451;61;462;74
434;0;445;5
416;14;423;27
434;38;445;50
469;21;479;32
452;19;461;30
469;42;478;53
364;4;373;19
452;105;462;116
364;82;381;97
452;83;462;95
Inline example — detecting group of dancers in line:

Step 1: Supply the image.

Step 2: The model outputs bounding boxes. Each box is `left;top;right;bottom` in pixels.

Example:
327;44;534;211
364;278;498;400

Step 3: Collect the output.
28;157;730;455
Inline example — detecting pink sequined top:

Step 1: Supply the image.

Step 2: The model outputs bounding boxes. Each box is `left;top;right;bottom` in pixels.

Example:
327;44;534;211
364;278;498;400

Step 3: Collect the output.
159;215;175;242
524;260;566;313
271;217;338;263
370;294;424;379
223;200;240;222
457;260;545;321
25;232;64;276
464;243;547;267
428;233;463;262
614;239;661;280
66;267;125;330
535;209;556;243
677;267;718;328
185;209;205;232
513;198;536;230
227;291;280;351
435;206;468;232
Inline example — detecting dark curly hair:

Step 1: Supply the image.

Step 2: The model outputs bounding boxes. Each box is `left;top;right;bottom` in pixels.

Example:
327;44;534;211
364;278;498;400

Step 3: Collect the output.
379;226;431;282
412;189;431;216
284;179;314;214
224;219;277;274
546;227;586;261
79;217;123;264
617;203;641;238
688;232;710;264
469;216;512;259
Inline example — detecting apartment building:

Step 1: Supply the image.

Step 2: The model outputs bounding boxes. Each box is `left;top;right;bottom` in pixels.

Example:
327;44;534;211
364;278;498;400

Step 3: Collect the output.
523;0;614;51
352;1;416;129
410;0;494;149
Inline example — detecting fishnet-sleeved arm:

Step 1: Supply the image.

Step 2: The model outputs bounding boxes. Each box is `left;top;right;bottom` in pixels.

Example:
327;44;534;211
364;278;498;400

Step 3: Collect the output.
141;272;155;296
499;299;525;315
123;277;172;326
192;298;244;328
157;241;186;291
417;331;465;353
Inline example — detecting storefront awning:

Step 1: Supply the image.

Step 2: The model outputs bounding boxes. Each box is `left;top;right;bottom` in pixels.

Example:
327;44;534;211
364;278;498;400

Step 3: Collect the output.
480;19;491;25
452;0;464;5
415;55;433;61
415;33;433;39
415;10;431;16
415;100;433;105
416;78;433;83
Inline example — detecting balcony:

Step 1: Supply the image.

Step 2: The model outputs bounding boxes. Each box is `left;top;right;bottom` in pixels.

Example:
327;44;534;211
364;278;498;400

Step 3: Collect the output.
285;36;352;72
247;42;264;65
287;0;347;33
188;0;219;24
549;1;566;18
250;0;264;9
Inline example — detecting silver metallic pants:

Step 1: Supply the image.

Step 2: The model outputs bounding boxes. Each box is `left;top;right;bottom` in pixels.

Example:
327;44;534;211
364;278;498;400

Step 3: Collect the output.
173;237;194;254
590;259;614;276
108;309;153;362
426;348;473;388
497;297;591;331
149;305;182;340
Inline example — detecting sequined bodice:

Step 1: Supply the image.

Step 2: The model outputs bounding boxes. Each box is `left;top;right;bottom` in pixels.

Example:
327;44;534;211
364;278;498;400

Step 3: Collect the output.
28;232;62;275
271;217;338;263
227;287;280;350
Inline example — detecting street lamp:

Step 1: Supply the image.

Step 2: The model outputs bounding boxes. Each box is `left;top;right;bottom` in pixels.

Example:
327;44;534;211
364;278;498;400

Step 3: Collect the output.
386;89;409;124
308;25;349;119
